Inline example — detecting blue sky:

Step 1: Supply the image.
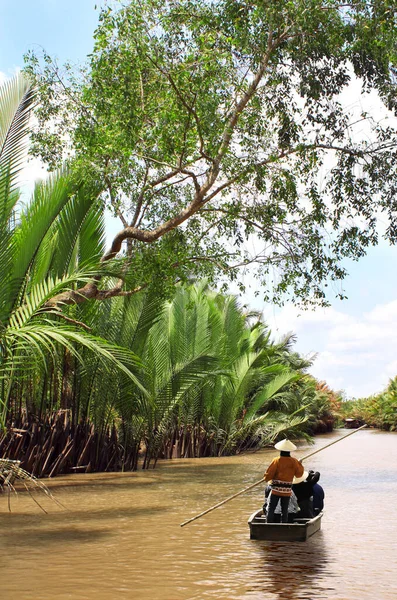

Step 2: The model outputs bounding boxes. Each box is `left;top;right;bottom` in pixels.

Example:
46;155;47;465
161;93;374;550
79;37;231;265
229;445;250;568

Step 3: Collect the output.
2;0;397;398
0;0;99;71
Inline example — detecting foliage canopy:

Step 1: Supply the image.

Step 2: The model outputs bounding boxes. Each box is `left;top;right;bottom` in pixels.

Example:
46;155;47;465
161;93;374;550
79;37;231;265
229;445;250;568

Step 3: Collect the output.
25;0;397;305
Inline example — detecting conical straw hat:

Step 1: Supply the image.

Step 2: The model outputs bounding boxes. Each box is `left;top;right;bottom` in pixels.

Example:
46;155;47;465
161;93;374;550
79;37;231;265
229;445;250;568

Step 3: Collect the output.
274;439;297;451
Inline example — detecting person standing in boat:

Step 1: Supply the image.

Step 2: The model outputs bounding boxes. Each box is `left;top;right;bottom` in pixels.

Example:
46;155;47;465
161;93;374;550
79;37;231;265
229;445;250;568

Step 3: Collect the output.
263;439;304;523
263;485;300;522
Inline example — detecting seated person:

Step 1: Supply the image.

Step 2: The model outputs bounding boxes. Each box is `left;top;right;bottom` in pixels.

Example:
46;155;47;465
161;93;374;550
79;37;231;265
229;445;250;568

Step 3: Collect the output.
263;483;272;514
292;470;314;518
310;471;325;515
292;470;325;518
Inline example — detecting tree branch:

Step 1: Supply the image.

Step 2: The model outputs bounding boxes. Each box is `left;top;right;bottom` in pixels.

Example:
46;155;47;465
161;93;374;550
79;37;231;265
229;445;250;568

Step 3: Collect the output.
131;162;149;227
46;24;387;309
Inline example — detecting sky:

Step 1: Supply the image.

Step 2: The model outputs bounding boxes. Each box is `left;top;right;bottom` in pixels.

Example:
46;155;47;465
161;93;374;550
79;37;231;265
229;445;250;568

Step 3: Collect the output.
1;0;397;399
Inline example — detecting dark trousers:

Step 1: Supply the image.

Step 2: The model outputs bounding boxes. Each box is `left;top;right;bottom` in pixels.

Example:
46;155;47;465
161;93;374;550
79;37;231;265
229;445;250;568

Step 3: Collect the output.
297;498;314;519
267;494;290;523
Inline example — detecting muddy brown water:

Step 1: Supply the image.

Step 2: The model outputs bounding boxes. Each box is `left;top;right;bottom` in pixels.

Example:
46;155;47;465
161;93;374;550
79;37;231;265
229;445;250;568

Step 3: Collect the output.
0;429;396;600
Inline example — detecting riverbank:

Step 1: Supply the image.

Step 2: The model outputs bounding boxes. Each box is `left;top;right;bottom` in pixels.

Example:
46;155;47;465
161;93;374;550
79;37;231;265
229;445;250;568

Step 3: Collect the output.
0;409;336;479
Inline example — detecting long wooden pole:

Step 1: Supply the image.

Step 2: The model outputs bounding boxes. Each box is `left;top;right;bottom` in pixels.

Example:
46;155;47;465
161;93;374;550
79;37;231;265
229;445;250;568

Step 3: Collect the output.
297;423;367;462
180;424;367;527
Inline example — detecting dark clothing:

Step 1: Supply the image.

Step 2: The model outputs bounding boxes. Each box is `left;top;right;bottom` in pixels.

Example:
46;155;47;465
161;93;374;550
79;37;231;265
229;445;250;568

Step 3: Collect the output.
296;497;314;518
291;471;324;518
292;481;314;518
292;481;313;501
263;486;298;523
267;493;290;523
313;482;324;514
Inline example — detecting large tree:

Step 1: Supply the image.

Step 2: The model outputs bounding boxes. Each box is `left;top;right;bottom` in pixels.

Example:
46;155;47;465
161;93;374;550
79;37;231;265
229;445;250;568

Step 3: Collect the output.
25;0;397;306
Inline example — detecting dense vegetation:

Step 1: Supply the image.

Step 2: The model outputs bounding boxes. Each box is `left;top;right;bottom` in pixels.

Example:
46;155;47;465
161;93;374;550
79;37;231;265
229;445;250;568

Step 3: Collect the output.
0;75;339;476
2;0;397;480
0;174;340;472
0;77;338;475
340;378;397;431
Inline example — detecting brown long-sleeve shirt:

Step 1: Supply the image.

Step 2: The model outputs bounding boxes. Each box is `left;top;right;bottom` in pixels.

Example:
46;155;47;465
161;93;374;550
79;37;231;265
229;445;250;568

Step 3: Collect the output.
264;456;304;497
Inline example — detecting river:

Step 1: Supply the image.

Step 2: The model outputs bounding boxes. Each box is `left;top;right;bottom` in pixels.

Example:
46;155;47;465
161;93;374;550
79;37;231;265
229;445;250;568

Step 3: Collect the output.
0;428;396;599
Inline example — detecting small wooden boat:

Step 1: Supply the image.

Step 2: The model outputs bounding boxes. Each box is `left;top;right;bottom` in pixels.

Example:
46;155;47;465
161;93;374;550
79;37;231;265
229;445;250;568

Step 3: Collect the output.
248;509;323;541
344;418;364;429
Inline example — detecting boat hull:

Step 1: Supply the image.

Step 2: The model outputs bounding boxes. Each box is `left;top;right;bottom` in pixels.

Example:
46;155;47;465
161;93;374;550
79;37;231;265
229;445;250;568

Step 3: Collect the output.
248;510;323;541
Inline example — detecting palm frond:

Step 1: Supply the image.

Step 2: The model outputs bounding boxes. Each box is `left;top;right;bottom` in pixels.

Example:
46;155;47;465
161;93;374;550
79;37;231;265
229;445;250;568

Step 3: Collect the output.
0;72;35;194
244;370;302;421
0;458;64;512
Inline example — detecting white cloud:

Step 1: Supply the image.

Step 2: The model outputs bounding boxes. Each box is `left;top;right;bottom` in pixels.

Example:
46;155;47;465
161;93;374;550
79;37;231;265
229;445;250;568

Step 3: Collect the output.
258;298;397;398
367;299;397;323
18;157;49;200
314;350;377;369
0;67;22;84
384;359;397;377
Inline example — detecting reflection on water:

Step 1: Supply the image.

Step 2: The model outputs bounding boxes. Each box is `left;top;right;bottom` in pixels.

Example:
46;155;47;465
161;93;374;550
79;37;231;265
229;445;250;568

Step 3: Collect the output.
249;534;331;599
0;429;396;600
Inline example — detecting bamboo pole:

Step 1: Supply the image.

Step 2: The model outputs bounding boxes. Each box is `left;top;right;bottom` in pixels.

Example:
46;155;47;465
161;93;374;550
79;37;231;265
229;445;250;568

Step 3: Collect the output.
297;423;367;462
180;424;367;527
180;479;266;527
